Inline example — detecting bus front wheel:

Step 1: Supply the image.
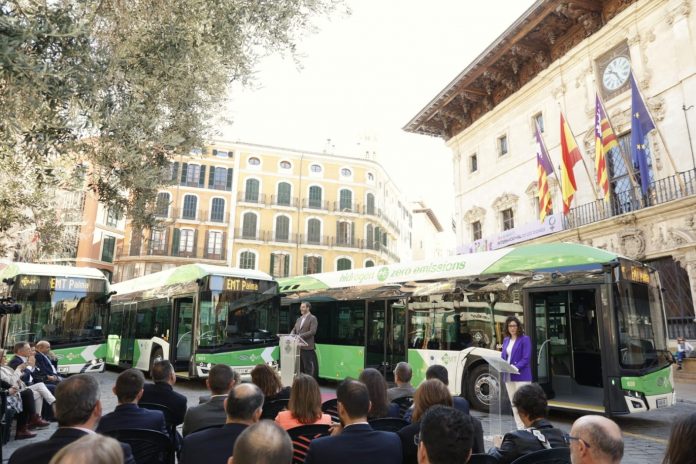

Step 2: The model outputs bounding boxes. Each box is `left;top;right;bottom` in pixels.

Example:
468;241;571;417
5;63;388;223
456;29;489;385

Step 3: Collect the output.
467;364;498;412
149;347;164;378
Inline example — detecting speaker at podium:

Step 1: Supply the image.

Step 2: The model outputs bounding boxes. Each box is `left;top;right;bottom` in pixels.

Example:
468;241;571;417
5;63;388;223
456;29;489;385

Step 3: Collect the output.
277;334;308;387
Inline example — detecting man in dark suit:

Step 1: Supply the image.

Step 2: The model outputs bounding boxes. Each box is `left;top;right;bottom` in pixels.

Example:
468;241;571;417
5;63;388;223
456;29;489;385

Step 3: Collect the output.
9;374;135;464
304;379;402;464
96;368;168;435
487;383;567;464
141;359;188;425
417;406;474;464
180;383;263;464
34;341;63;385
9;341;53;428
290;301;319;377
230;421;293;464
183;364;239;436
9;342;38;385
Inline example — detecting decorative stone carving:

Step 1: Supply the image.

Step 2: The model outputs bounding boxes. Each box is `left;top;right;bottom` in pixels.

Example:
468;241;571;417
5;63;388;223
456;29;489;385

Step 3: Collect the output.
463;206;486;223
535;51;550;68
492;193;519;212
649;97;666;122
579;12;602;37
619;228;646;259
650;137;663;172
668;227;696;247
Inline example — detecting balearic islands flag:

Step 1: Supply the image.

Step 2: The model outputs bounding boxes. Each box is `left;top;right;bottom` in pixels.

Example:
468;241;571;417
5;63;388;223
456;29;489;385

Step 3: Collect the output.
535;122;554;222
560;113;583;214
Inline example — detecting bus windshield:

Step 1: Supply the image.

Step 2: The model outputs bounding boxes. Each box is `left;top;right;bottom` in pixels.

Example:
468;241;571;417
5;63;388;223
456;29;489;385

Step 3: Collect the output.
615;280;671;372
7;289;108;346
198;289;278;349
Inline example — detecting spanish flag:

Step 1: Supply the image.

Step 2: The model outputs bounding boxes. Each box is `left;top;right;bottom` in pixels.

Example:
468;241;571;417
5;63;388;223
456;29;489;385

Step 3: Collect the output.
560;113;583;214
594;95;618;200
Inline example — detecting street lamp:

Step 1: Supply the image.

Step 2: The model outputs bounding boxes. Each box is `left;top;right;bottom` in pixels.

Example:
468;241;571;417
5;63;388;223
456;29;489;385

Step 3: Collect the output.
682;104;696;172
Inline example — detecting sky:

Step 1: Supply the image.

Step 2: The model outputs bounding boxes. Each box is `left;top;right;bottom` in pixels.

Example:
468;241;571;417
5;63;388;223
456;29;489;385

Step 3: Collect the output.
222;0;536;228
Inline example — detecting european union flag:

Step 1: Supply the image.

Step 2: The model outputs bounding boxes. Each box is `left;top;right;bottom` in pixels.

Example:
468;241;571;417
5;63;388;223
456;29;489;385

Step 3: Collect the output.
630;73;655;195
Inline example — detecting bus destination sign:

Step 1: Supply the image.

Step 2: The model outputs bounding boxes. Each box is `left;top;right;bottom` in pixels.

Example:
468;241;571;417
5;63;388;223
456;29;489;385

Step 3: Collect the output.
225;278;260;292
620;263;650;284
16;275;105;292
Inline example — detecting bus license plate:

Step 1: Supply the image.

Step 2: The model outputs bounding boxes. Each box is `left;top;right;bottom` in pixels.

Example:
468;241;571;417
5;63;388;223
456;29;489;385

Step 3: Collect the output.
656;397;668;408
58;367;69;374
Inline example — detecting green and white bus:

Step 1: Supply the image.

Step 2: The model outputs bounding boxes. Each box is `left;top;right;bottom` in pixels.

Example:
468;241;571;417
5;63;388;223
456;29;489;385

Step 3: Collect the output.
0;262;111;374
278;243;675;416
108;264;279;378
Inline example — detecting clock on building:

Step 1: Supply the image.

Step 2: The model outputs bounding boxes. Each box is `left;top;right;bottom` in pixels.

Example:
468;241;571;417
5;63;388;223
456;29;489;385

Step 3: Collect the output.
602;56;631;91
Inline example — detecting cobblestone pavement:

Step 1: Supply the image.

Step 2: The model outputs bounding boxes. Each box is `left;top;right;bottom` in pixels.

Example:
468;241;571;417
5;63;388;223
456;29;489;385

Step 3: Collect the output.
4;369;694;463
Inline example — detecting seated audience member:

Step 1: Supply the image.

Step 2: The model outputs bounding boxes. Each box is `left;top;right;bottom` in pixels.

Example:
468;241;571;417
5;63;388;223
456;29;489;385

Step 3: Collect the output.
387;362;416;402
487;383;566;464
359;368;399;419
398;379;454;464
34;341;64;385
251;364;290;402
181;383;263;464
425;365;470;414
183;364;239;436
140;359;187;425
48;434;123;464
9;374;135;464
96;368;168;435
663;412;696;464
417;406;474;464
275;373;331;430
568;415;623;464
229;420;293;464
304;379;402;464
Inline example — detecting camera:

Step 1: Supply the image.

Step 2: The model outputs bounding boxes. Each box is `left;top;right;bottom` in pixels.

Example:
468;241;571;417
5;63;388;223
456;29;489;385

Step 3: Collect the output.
0;297;22;315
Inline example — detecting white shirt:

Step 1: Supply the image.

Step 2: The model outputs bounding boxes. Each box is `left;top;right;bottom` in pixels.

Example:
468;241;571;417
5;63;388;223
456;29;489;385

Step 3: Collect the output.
299;315;307;330
506;338;516;363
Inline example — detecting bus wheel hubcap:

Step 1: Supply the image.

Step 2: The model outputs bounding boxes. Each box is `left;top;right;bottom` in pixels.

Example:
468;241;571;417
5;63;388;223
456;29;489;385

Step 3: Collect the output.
474;374;497;405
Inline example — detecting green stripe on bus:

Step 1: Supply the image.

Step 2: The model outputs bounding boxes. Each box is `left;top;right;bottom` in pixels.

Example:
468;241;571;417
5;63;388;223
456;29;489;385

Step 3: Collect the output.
408;349;429;387
481;243;617;274
195;346;278;366
53;344;106;365
621;366;673;396
316;344;364;380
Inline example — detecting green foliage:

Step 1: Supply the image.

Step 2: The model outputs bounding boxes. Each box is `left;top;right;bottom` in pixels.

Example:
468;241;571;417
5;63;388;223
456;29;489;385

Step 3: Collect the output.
0;0;341;258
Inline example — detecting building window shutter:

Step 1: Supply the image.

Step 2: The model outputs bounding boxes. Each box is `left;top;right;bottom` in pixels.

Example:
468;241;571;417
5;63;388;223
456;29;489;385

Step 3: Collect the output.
198;165;206;187
270;253;275;275
171;228;180;255
171;162;179;181
284;255;290;277
180;163;188;184
204;230;210;257
221;232;226;259
351;222;355;246
226;168;234;191
208;167;215;188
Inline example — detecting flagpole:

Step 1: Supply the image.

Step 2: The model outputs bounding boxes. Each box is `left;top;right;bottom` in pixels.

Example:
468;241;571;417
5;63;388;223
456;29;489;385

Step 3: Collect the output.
559;103;602;203
596;91;640;190
632;76;686;195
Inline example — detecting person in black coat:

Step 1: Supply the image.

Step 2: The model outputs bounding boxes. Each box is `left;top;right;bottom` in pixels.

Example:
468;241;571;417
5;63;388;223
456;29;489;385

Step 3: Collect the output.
140;360;188;425
9;374;135;464
96;368;168;436
487;383;567;464
304;379;402;464
180;383;264;464
33;341;63;385
418;406;475;464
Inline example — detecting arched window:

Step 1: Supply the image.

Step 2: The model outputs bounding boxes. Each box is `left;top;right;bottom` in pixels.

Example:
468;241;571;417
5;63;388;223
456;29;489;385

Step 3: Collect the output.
339;189;352;211
310;164;322;173
245;179;260;202
242;212;257;239
239;251;256;269
210;198;225;222
337;258;352;271
303;255;322;274
182;195;197;219
374;227;381;250
270;253;290;277
155;192;170;217
337;221;353;246
308;186;322;208
341;168;352;177
248;157;261;166
277;182;291;206
365;260;375;268
275;215;290;242
366;193;375;215
280;160;292;169
307;218;321;244
366;224;374;249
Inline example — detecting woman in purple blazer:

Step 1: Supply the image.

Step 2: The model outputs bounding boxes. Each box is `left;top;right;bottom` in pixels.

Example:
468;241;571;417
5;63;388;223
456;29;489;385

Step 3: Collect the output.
500;316;532;430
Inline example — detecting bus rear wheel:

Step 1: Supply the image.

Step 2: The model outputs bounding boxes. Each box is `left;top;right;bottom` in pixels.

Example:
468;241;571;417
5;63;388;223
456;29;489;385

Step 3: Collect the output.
467;364;498;412
149;347;163;378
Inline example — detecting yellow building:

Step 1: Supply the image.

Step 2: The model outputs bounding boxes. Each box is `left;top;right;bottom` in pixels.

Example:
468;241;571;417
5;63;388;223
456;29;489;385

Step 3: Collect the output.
114;141;412;281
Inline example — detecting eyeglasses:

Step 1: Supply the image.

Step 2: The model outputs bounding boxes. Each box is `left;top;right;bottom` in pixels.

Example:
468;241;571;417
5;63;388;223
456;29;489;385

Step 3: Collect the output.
413;433;422;446
564;434;591;448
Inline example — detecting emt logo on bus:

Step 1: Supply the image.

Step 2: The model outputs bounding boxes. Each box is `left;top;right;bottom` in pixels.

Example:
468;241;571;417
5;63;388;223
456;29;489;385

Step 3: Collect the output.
225;278;260;292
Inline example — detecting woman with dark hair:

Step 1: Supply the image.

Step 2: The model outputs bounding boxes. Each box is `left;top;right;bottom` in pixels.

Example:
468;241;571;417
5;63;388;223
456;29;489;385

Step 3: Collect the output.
250;364;290;401
662;412;696;464
501;315;532;430
274;374;331;430
358;368;399;419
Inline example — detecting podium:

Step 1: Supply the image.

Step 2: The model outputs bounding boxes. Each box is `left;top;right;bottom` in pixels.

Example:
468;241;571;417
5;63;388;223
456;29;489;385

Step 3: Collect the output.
278;334;307;387
477;352;520;441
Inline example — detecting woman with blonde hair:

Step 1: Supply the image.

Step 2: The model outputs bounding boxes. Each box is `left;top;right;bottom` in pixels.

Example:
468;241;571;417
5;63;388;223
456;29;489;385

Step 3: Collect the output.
251;364;290;401
275;374;331;430
397;379;454;464
49;434;123;464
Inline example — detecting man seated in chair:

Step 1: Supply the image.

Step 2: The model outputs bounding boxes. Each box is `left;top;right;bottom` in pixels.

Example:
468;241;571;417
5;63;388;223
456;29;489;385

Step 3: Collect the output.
140;359;188;450
387;362;416;402
487;383;567;464
96;368;168;436
180;383;263;464
417;406;473;464
184;364;239;436
229;420;293;464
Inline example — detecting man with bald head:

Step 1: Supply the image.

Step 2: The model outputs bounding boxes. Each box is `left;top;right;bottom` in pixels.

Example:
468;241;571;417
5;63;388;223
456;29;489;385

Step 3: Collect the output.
180;383;264;464
568;415;623;464
229;421;293;464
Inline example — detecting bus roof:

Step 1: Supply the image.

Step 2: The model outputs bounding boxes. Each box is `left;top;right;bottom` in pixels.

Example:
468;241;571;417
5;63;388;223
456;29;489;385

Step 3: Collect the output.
0;262;109;281
278;243;619;293
111;264;273;296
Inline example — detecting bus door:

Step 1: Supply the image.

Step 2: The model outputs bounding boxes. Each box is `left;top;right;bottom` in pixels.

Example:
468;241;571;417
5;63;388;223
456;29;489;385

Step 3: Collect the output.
529;288;604;412
118;303;137;366
365;299;406;380
171;297;194;373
